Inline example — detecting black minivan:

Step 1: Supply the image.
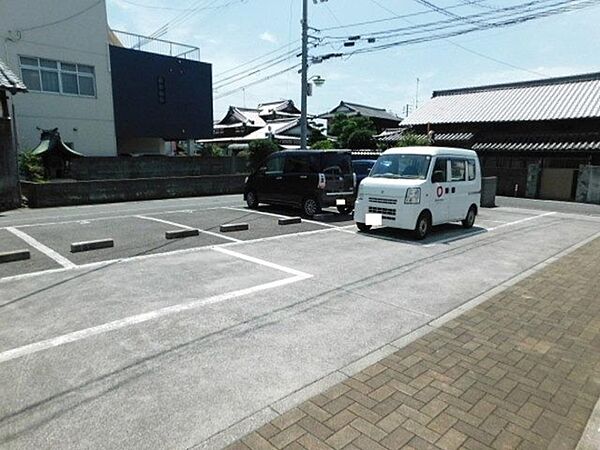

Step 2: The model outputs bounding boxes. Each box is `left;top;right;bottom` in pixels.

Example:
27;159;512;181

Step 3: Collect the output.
244;150;356;217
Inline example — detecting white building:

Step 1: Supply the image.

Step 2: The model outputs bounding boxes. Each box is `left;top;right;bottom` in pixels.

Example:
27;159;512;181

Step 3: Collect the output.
0;0;118;156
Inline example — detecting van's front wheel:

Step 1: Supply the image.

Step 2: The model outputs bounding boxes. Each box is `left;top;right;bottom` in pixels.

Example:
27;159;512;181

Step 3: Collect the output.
356;222;371;232
414;212;431;240
337;204;354;215
462;206;477;228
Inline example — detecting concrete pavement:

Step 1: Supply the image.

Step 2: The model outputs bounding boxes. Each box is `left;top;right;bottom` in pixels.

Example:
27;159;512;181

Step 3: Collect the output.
0;195;599;449
228;238;600;450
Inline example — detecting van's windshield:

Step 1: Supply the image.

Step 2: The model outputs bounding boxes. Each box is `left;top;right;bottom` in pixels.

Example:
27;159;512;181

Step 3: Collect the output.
370;154;432;180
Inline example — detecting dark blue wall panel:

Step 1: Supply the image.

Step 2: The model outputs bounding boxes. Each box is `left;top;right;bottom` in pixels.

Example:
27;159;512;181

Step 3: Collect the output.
109;46;213;140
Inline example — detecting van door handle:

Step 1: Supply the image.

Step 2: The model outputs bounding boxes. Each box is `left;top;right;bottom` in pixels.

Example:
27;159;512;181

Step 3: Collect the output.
276;176;283;180
300;175;308;179
451;187;456;193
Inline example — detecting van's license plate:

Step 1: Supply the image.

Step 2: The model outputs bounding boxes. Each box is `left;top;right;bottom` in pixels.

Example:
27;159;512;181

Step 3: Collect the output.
365;213;382;226
336;199;346;206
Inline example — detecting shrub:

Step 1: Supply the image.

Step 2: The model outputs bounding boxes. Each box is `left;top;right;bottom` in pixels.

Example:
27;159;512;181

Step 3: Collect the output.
201;144;225;157
347;129;376;149
396;132;430;147
328;114;376;148
311;139;335;150
19;151;45;182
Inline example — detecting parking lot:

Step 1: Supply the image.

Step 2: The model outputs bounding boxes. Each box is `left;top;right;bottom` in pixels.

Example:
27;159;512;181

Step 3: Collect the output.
0;195;599;449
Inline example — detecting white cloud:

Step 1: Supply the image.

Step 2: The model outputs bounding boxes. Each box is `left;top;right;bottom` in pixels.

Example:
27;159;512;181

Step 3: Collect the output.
259;32;278;44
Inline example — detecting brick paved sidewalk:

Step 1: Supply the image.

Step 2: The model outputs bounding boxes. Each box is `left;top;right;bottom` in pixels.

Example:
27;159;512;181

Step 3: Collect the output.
227;239;600;450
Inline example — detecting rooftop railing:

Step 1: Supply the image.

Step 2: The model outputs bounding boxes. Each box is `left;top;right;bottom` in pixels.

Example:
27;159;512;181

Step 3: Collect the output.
110;30;200;61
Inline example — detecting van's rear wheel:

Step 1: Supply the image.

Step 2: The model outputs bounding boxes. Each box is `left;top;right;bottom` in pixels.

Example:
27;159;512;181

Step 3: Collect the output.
462;206;477;228
246;191;259;209
414;212;431;240
357;222;371;232
302;198;321;218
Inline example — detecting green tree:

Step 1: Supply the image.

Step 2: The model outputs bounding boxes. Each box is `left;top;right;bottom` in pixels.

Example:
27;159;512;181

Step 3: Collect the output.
347;130;376;149
396;132;430;147
328;114;376;148
201;144;225;157
308;127;326;146
247;139;279;170
311;139;335;150
18;151;45;182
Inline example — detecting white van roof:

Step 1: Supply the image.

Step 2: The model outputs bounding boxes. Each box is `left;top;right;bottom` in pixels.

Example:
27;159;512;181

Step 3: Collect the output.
383;146;477;158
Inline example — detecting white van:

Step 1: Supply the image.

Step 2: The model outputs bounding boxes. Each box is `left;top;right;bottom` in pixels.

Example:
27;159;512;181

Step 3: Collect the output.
354;147;482;239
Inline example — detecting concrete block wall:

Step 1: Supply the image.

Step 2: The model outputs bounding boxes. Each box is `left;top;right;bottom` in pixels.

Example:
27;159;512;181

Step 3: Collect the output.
70;156;248;180
21;174;246;208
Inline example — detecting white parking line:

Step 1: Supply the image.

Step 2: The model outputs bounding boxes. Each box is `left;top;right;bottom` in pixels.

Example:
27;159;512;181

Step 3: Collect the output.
214;247;312;278
0;206;233;230
0;226;356;284
0;250;312;364
136;215;242;243
486;212;556;231
223;207;347;230
5;227;77;269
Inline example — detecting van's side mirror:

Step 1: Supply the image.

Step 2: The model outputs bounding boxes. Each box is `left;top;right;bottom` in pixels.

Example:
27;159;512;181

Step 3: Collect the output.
432;170;445;183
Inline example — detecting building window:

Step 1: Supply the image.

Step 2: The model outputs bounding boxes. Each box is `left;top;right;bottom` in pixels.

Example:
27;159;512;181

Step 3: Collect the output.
19;56;96;97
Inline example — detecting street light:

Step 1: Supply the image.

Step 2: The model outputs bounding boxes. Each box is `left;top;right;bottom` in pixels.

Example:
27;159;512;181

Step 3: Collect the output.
307;75;326;96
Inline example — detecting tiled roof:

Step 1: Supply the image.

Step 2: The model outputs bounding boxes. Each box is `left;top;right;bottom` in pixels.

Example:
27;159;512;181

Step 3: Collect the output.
322;101;401;122
403;72;600;126
0;58;27;93
215;106;267;128
472;133;600;152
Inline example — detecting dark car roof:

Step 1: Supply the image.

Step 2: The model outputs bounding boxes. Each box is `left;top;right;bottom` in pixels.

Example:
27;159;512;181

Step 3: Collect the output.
352;159;376;164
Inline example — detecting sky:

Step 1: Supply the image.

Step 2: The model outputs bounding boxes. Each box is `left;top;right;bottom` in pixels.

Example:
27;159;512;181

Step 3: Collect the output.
106;0;600;120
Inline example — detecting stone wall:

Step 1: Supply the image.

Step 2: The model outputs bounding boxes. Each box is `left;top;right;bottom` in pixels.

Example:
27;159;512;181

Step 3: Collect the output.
576;165;600;204
70;156;248;180
21;174;247;208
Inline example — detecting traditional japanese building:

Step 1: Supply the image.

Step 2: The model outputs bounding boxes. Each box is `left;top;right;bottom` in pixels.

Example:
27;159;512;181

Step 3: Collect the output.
0;57;27;210
320;101;401;133
403;72;600;200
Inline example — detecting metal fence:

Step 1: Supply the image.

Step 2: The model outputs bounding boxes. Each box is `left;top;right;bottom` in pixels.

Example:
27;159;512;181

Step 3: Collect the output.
111;30;200;61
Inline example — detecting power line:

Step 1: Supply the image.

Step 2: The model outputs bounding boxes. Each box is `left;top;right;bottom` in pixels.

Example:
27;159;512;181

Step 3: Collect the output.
367;0;546;77
318;0;494;31
333;0;598;57
116;0;189;11
322;0;563;40
214;64;302;100
214;48;301;89
214;40;301;78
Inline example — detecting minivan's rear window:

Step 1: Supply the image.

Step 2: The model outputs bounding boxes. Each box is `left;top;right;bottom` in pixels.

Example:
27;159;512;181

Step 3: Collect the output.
370;154;431;180
322;153;352;175
284;154;320;173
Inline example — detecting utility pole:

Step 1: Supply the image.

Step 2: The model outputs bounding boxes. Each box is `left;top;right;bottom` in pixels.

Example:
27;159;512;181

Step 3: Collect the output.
415;77;420;110
300;0;309;149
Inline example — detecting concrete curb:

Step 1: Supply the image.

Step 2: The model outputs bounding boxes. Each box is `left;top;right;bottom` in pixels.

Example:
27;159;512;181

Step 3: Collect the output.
278;217;302;226
70;239;114;253
0;250;31;264
165;229;200;240
220;223;249;233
